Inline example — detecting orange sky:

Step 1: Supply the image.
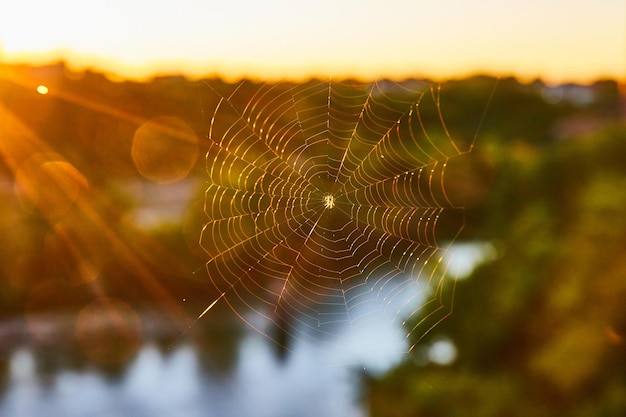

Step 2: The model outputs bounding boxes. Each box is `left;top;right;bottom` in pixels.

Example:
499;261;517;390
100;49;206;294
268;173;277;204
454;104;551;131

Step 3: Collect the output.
1;0;624;82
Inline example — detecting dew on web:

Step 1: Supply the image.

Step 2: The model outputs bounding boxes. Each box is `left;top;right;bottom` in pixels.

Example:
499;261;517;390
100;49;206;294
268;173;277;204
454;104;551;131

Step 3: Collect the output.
197;78;492;354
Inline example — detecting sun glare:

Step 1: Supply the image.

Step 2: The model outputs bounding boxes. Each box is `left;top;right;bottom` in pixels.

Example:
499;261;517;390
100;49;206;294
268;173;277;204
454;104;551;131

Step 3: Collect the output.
36;85;49;95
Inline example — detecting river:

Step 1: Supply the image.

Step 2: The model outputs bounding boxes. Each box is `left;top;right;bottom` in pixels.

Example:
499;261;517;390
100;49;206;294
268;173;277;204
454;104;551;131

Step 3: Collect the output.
0;242;494;417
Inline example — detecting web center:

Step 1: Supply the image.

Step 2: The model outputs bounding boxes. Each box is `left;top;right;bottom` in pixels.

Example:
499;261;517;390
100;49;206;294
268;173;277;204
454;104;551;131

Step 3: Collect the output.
323;193;335;209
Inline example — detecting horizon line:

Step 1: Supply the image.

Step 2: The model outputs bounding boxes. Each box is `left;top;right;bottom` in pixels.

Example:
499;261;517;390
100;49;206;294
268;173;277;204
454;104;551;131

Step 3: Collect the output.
2;57;622;86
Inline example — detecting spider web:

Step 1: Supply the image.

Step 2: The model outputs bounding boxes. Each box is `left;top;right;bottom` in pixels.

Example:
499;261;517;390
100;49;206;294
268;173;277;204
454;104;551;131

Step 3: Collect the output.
198;78;478;352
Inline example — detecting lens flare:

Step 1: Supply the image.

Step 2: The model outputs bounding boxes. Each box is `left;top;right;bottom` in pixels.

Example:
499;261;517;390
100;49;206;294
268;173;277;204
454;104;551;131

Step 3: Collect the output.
132;116;199;184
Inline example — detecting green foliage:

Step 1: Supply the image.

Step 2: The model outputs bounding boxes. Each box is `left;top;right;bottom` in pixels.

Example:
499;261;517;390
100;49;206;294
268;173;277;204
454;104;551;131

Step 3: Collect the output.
367;116;626;415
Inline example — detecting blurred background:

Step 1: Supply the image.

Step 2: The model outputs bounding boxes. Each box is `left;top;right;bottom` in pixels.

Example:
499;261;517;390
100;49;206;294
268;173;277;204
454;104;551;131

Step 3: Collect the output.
1;0;625;416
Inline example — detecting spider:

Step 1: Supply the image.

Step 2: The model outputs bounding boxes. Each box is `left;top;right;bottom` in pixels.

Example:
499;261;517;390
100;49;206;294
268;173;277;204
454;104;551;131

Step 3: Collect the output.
323;193;335;209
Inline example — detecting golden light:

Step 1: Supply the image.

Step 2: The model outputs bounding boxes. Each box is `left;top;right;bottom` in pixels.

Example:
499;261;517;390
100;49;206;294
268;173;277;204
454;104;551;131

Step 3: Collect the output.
131;116;199;184
0;0;623;83
14;155;89;219
36;84;49;95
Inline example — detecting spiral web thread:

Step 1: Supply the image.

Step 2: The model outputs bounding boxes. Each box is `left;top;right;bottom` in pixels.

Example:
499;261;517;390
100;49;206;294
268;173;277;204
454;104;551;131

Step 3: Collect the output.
199;79;472;351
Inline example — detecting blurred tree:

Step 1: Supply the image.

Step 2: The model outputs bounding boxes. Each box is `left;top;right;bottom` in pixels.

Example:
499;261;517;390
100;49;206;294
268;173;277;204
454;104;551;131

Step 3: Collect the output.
367;124;626;416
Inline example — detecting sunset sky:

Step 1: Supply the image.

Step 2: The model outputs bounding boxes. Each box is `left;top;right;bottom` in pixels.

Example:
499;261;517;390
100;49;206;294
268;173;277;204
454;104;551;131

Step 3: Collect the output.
1;0;624;82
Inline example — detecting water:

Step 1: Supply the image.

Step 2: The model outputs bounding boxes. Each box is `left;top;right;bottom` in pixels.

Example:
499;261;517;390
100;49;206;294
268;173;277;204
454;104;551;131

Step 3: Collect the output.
0;326;383;417
0;295;415;417
0;242;493;417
